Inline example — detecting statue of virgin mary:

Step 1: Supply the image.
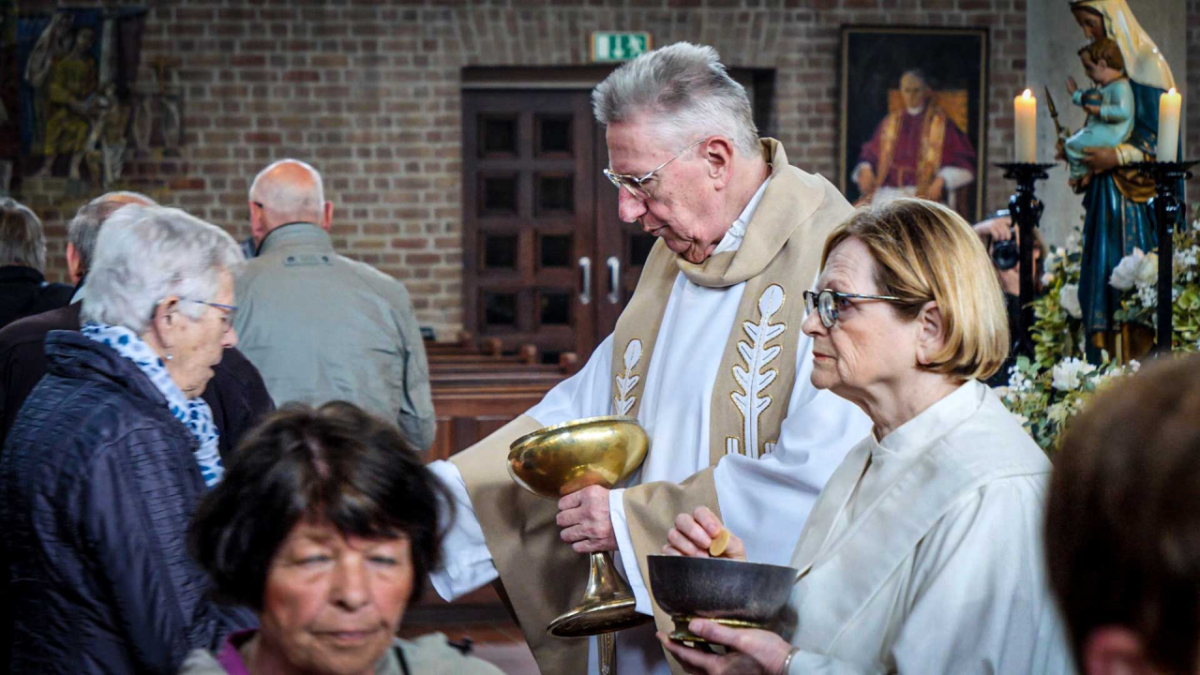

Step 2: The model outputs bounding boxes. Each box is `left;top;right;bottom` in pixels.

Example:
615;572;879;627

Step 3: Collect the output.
1068;0;1178;356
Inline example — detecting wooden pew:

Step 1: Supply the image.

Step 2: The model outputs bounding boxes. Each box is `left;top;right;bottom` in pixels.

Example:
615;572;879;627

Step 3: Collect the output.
429;343;539;368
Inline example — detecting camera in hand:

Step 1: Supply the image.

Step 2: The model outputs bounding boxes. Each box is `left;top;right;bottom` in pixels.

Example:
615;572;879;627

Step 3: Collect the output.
988;210;1019;271
992;237;1019;271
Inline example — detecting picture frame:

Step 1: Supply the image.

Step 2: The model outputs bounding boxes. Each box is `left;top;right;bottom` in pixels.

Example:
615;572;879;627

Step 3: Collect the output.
840;26;990;223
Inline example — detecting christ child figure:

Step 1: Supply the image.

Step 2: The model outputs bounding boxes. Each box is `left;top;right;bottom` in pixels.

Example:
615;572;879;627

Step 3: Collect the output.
1065;37;1134;185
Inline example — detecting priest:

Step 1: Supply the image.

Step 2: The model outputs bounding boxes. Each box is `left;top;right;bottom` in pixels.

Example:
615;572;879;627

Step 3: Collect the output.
427;42;871;675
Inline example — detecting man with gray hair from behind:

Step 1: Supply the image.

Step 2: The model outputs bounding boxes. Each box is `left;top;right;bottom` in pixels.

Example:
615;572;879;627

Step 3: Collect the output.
0;198;73;329
428;42;870;674
234;159;434;451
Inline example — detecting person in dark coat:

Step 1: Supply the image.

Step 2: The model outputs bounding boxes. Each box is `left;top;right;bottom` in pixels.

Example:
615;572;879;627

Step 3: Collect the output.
0;197;72;329
0;205;257;673
0;194;274;455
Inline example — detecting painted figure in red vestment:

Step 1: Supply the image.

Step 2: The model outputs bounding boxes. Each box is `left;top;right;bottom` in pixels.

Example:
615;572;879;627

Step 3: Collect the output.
852;70;977;214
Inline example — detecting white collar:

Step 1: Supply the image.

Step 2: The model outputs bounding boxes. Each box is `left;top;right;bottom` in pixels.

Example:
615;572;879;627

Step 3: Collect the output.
711;177;771;256
869;379;983;458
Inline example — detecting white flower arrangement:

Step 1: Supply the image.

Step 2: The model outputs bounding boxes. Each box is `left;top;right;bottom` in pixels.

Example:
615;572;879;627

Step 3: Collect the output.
1109;248;1157;291
1050;357;1096;391
1058;284;1082;319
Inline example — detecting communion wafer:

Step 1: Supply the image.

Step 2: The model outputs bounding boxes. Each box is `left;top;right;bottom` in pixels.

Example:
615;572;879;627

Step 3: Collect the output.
708;528;731;557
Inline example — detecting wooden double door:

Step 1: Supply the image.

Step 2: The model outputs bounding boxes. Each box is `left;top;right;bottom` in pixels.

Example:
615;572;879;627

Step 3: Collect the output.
461;89;654;362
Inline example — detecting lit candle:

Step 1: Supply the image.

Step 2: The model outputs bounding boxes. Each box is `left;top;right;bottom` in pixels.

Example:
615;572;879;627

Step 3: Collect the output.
1014;89;1037;163
1157;87;1181;162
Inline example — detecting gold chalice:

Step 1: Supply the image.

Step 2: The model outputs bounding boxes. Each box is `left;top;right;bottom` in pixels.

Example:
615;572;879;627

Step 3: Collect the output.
508;415;653;638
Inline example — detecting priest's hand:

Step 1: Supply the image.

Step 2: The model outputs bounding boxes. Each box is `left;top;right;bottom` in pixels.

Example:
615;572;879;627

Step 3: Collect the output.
557;485;617;553
664;507;747;561
1083;146;1120;173
657;621;793;675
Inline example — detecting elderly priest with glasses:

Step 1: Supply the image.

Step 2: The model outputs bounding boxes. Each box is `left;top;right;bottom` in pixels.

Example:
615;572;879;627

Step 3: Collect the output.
427;42;871;675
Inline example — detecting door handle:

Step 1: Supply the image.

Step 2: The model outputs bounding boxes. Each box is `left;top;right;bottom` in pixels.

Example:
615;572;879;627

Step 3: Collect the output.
606;256;621;305
579;256;592;305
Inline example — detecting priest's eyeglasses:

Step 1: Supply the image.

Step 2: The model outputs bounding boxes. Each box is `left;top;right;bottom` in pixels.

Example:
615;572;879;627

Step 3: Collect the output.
803;289;902;328
603;138;705;201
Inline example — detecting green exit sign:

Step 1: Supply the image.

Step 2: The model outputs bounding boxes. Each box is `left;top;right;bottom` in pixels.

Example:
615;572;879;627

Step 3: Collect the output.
591;32;652;62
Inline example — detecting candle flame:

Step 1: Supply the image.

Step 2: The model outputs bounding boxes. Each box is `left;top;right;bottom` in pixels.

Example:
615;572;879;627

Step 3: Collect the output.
1169;87;1177;95
1022;89;1032;100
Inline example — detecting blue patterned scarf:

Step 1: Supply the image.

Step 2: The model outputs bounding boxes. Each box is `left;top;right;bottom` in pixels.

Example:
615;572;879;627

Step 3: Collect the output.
81;322;224;487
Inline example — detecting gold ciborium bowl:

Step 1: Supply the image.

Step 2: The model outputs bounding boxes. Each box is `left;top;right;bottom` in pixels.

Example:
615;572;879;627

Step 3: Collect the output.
648;555;798;644
508;415;651;638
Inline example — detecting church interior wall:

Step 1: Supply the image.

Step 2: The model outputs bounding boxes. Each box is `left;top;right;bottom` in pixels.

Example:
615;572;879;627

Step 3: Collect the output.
7;0;1198;339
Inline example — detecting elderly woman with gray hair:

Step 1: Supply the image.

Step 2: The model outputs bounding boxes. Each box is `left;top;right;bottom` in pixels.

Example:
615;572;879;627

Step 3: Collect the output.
0;205;256;673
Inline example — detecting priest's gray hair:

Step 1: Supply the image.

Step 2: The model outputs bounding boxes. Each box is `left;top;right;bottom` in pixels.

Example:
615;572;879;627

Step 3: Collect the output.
0;198;46;271
82;205;242;335
248;158;326;225
69;191;158;275
592;42;759;157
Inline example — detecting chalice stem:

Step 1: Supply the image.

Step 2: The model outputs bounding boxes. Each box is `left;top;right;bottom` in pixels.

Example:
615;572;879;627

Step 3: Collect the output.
600;631;617;675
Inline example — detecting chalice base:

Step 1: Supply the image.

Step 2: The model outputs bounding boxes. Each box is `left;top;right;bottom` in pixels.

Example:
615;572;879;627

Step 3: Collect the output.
548;593;651;637
547;551;653;637
668;616;767;645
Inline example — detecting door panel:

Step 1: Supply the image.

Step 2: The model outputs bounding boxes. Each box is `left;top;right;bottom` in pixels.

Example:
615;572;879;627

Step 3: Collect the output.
463;91;597;359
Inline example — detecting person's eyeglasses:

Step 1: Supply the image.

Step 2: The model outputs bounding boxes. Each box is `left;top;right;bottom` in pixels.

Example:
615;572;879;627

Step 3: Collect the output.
182;299;239;330
603;138;706;201
803;289;902;329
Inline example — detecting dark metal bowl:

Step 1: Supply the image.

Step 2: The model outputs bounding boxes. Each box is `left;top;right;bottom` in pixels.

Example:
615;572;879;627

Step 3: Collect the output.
648;555;797;634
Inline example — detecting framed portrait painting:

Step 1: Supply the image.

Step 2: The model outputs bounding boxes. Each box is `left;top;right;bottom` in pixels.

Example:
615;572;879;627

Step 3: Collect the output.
840;27;989;222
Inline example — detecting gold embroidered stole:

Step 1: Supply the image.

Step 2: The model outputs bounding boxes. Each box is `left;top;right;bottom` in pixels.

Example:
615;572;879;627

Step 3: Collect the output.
916;110;946;196
614;139;855;672
874;112;903;195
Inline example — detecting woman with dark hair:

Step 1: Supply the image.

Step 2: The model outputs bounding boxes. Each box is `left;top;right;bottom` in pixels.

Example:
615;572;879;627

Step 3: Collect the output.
180;402;502;675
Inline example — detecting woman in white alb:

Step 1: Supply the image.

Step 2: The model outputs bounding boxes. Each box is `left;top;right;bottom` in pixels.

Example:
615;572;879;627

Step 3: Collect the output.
658;198;1072;674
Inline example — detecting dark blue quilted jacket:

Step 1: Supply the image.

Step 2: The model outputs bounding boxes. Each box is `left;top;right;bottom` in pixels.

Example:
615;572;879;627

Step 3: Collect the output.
0;331;255;673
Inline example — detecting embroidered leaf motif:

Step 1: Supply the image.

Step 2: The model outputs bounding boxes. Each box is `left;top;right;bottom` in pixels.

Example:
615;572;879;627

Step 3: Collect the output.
613;339;643;417
727;284;787;459
623;340;642;373
758;284;784;317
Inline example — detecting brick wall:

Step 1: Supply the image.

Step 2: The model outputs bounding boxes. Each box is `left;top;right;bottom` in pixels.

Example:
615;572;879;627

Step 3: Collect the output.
11;0;1195;337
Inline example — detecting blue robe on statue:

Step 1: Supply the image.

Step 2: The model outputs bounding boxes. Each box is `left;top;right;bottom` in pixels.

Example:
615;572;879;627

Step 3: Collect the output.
1079;80;1179;343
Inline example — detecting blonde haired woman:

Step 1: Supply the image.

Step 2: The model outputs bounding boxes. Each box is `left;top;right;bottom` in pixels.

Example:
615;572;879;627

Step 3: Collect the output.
660;199;1071;674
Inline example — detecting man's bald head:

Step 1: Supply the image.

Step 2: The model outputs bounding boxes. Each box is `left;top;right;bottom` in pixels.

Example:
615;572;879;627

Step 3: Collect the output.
93;190;156;208
68;190;159;282
248;159;332;244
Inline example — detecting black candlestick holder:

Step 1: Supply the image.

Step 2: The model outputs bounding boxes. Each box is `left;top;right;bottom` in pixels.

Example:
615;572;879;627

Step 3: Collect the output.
1130;160;1198;354
996;162;1055;357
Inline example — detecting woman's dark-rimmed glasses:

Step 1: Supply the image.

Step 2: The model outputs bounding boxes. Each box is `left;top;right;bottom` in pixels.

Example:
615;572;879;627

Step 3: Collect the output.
803;289;902;328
